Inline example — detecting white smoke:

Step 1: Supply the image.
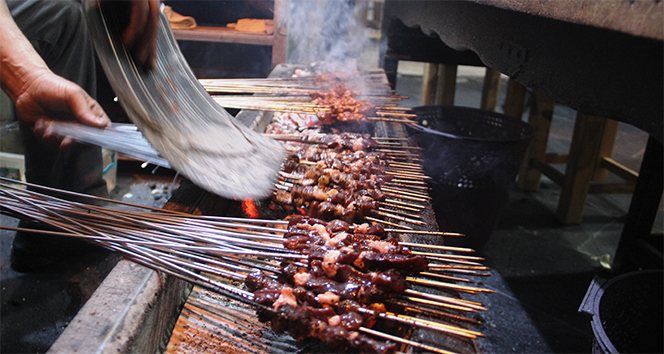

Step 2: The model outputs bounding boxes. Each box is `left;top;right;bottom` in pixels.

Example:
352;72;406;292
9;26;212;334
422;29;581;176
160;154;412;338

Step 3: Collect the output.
285;0;371;71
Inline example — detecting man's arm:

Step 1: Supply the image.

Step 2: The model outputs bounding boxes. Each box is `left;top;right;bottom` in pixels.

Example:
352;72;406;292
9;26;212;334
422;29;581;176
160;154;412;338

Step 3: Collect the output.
0;0;110;146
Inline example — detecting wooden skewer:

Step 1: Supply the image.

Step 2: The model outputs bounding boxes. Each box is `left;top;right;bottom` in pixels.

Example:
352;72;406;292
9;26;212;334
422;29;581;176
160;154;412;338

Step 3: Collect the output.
423;268;490;277
426;253;485;261
377;207;423;220
384;198;426;209
373;210;427;226
381;151;423;158
411;246;477;254
362;309;481;339
428;258;487;266
381;186;430;199
385;170;430;180
420;272;476;283
379;201;421;212
392;299;482;325
388;157;424;164
389;178;428;186
376;144;421;151
391;295;479;313
387;168;426;176
402;296;477;313
375;111;417;118
367;117;417;124
383;191;429;203
372;137;410;141
365;216;412;230
405;289;486;309
359;327;459;354
407;277;495;294
380;183;429;194
427;264;491;271
388;160;423;168
386;312;486;338
386;164;426;179
395;231;464;237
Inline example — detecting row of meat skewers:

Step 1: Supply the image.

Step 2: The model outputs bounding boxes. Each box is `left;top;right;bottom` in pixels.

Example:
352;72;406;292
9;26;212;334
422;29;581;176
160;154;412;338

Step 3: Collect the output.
201;69;417;125
1;128;490;353
0;178;491;354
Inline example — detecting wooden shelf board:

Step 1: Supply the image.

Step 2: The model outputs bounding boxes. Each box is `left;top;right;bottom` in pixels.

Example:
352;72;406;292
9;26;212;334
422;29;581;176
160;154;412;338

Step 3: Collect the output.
172;26;275;46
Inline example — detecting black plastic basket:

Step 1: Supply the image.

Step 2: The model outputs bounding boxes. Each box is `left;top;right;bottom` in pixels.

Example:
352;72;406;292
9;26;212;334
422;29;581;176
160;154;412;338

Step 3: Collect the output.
408;105;534;190
579;270;664;354
406;106;534;248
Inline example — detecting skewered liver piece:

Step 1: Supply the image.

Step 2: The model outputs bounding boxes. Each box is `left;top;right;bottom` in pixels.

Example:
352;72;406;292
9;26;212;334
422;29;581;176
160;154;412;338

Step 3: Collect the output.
276;138;392;222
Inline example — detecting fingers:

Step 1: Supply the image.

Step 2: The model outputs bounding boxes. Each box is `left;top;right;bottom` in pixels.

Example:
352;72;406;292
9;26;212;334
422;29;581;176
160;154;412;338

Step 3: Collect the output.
135;0;160;70
66;87;111;128
123;0;160;70
122;0;148;49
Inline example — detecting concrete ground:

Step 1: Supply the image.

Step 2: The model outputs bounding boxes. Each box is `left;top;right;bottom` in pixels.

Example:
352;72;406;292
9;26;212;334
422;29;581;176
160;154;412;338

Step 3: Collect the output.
1;63;661;353
392;64;662;353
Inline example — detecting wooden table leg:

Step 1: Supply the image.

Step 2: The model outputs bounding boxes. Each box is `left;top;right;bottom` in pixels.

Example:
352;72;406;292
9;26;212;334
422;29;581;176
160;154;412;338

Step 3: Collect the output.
556;113;608;224
517;91;555;191
591;119;620;182
503;78;526;119
480;68;501;111
435;64;458;106
420;63;439;105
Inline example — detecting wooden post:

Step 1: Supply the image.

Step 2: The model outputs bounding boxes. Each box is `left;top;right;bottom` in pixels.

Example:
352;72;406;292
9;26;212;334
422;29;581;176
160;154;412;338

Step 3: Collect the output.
556;113;608;224
434;64;458;106
516;91;556;191
420;63;439;106
480;68;501;111
503;78;526;119
271;0;288;68
591;119;620;182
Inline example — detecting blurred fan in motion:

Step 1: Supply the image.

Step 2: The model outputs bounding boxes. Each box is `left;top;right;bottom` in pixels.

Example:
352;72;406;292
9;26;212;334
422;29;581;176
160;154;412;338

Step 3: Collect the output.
0;0;158;272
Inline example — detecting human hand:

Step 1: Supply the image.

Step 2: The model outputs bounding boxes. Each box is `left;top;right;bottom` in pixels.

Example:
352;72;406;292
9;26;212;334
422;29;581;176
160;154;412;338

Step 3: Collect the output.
121;0;160;70
14;69;110;148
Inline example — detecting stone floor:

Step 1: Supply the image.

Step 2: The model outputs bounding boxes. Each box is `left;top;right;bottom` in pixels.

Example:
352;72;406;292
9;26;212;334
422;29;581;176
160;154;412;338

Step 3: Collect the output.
1;67;661;353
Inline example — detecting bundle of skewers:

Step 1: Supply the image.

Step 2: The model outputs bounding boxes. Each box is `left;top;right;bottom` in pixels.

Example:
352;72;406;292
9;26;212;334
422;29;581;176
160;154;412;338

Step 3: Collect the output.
0;178;493;354
201;69;417;125
259;131;434;231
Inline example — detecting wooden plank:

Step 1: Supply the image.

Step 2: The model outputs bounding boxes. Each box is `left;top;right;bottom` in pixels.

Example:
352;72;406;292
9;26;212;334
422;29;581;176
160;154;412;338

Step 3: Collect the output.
516;91;555;190
172;26;276;46
434;64;457;106
479;68;501;111
556;113;607;224
532;158;564;186
544;153;568;164
600;157;639;182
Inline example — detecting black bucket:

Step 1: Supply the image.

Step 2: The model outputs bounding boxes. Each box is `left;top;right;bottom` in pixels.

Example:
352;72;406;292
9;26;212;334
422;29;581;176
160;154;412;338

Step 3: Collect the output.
407;106;534;250
579;270;664;354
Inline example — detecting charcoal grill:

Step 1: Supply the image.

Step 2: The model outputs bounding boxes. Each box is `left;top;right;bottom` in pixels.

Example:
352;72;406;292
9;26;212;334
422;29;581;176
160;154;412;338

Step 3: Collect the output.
47;64;483;354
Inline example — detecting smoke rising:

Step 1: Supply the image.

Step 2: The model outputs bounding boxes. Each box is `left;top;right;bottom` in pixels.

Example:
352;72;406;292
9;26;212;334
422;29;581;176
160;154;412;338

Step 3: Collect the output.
286;0;371;70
